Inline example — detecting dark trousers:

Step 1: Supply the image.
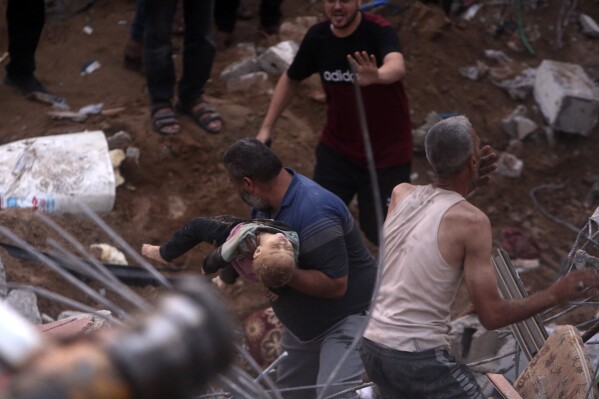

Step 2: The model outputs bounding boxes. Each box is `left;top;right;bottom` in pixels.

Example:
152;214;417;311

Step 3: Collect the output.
143;0;216;105
360;338;484;399
130;0;145;43
5;0;45;79
214;0;283;33
313;143;411;246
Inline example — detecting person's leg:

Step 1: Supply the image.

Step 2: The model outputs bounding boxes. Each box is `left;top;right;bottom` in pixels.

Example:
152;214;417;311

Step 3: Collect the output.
131;0;145;43
214;0;240;34
356;162;411;245
359;338;409;399
124;0;145;71
277;328;320;399
178;0;215;105
143;0;180;134
5;0;47;93
316;314;367;399
143;0;177;104
259;0;283;33
313;143;358;205
177;0;222;134
214;0;240;49
160;217;233;261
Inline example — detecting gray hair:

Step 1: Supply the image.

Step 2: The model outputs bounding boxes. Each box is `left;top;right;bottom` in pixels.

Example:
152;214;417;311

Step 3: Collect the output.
424;116;475;178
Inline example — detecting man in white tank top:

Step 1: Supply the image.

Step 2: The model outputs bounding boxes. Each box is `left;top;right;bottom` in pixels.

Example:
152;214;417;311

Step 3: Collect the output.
360;115;599;398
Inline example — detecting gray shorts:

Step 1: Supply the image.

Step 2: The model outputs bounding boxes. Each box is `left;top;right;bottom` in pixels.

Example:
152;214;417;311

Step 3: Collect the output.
360;337;483;399
276;313;367;399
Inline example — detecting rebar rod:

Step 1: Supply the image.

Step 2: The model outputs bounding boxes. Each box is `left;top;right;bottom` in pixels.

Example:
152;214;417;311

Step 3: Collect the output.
76;201;172;288
0;225;131;321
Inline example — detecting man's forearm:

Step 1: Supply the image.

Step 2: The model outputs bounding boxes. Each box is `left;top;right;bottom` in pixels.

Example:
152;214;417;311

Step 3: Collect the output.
376;52;405;84
259;73;300;133
483;290;555;330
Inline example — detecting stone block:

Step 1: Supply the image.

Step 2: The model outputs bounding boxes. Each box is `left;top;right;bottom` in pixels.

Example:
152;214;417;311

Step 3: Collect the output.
533;60;599;135
496;152;524;178
6;289;41;324
220;58;261;83
580;14;599;38
501;105;538;140
257;40;299;75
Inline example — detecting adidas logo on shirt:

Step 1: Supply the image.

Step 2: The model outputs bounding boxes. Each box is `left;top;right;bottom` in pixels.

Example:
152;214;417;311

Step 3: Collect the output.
323;69;354;82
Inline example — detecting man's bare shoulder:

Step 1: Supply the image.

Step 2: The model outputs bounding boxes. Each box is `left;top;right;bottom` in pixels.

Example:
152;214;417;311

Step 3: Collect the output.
391;182;416;200
444;200;490;231
388;183;416;215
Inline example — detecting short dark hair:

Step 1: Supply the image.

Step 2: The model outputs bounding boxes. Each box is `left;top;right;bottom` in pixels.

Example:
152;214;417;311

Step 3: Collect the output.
222;139;283;183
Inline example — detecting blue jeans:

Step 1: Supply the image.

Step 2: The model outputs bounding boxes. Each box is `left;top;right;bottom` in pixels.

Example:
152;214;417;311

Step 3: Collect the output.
142;0;216;106
360;338;483;399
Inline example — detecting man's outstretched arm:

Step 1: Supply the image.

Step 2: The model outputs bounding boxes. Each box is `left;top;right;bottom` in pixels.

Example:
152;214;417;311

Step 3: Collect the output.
256;73;301;144
463;212;599;330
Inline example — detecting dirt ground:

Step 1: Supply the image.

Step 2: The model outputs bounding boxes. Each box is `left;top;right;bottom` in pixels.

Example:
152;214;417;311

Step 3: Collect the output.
0;0;598;327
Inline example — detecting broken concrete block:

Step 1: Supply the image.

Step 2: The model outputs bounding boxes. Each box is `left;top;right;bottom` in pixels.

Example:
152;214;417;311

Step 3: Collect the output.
492;67;535;100
257;40;299;75
106;130;133;150
220;58;261;83
501;105;538;140
534;60;599;135
496;152;524;178
459;60;489;81
226;71;270;93
6;289;41;324
580;14;599;38
484;49;513;64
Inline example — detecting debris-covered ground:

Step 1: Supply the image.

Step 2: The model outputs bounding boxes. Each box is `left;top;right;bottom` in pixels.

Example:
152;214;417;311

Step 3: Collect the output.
0;0;598;343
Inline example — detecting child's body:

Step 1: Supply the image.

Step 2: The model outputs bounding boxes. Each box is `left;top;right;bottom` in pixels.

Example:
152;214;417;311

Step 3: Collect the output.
142;216;299;287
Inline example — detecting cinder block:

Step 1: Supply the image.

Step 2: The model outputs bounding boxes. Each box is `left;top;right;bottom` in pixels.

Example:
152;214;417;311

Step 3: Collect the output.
257;40;299;75
220;58;261;83
533;60;599;135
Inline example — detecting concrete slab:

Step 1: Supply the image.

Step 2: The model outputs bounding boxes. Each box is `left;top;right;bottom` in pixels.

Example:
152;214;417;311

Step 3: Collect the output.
533;60;599;135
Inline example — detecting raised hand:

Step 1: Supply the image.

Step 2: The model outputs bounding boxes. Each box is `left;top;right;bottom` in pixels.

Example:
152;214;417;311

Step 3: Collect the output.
347;51;379;86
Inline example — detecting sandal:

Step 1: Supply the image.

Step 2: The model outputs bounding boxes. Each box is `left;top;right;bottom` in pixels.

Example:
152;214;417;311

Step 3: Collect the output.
177;100;223;134
151;103;181;135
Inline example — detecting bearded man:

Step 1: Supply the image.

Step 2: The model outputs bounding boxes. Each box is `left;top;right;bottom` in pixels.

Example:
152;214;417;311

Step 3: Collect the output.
223;138;377;399
256;0;412;246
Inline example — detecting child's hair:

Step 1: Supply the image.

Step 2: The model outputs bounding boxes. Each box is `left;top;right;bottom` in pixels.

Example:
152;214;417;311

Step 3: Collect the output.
252;250;296;288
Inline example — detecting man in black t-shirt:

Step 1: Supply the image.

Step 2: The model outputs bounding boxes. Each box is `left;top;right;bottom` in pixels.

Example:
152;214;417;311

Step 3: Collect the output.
256;0;413;246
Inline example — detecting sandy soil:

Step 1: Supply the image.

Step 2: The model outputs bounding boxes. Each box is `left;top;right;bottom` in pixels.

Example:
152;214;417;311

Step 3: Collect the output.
0;0;598;325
